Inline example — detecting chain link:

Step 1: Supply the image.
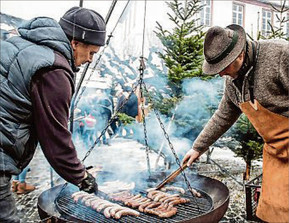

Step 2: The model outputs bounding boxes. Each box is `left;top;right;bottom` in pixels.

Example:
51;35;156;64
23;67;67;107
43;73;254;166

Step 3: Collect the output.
81;78;142;163
143;84;201;213
82;57;152;176
139;57;151;176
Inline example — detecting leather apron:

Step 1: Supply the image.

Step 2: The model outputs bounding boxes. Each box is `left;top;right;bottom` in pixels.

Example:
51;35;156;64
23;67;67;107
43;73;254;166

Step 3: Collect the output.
240;99;289;222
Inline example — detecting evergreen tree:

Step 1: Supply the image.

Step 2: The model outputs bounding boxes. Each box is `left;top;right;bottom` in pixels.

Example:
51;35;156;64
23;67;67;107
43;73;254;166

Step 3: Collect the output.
153;0;207;116
230;115;263;181
154;0;206;98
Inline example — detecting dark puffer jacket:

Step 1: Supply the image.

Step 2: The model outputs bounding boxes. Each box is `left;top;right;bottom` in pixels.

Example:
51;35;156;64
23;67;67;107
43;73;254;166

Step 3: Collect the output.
0;17;76;174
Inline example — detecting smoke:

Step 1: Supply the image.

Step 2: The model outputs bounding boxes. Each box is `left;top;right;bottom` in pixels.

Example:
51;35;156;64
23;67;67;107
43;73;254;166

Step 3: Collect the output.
72;45;225;188
174;77;224;141
125;77;224;168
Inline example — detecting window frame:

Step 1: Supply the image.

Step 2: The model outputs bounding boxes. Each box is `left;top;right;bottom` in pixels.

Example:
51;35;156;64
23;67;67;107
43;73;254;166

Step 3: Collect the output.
200;0;212;27
261;8;273;36
232;2;245;26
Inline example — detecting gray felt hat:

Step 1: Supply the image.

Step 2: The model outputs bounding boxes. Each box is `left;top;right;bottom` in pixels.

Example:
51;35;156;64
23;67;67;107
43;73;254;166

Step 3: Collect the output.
202;24;246;75
59;6;106;46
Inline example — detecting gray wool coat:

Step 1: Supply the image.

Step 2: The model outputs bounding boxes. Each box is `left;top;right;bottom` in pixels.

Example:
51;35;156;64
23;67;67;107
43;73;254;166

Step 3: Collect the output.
193;39;289;153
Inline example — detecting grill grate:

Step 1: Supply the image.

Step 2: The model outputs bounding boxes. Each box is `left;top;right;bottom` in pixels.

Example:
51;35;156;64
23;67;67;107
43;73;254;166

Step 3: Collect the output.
55;189;213;223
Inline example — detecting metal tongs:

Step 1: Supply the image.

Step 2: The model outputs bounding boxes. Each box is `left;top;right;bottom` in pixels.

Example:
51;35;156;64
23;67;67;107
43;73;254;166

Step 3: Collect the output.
155;161;188;190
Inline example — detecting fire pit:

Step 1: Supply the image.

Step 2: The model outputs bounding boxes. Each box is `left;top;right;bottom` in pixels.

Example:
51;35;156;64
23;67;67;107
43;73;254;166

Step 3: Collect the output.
38;171;229;223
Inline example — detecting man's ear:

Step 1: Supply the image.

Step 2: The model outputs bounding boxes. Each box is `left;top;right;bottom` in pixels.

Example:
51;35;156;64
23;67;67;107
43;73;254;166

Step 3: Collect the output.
71;40;80;50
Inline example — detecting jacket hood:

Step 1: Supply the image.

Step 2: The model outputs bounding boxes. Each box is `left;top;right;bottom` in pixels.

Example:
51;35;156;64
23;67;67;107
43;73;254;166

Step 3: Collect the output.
18;17;73;63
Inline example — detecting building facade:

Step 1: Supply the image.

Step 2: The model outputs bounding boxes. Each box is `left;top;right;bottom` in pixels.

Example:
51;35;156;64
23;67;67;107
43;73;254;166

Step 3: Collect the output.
200;0;289;39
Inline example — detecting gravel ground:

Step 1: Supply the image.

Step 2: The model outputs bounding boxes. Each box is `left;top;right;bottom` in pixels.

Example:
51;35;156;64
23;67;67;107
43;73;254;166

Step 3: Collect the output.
13;138;262;223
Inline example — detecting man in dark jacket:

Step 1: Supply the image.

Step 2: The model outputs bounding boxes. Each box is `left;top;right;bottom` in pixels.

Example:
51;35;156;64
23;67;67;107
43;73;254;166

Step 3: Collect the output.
0;6;106;222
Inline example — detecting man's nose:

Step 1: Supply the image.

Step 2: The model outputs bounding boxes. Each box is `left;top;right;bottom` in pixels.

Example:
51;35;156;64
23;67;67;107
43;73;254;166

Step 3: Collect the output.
88;57;93;63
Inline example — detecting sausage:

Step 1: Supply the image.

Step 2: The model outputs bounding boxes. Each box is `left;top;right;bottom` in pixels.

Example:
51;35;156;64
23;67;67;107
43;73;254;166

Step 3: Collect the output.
153;193;168;202
103;206;114;218
91;199;103;210
162;196;180;204
130;198;150;208
158;207;177;218
138;200;153;212
147;190;161;199
110;206;125;217
146;187;157;192
109;191;133;202
124;195;143;206
133;197;147;203
130;194;142;200
161;186;185;194
153;203;177;218
84;197;100;206
159;194;179;202
114;209;140;219
125;200;141;208
168;198;190;206
143;202;162;214
71;191;86;197
96;201;112;212
81;194;94;200
190;188;202;198
72;191;88;202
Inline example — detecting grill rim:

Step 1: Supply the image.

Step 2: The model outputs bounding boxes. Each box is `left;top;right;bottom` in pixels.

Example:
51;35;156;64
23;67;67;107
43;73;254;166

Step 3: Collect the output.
38;173;230;223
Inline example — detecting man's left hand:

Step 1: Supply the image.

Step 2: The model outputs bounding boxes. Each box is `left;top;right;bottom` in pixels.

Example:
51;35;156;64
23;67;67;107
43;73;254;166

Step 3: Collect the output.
78;171;98;194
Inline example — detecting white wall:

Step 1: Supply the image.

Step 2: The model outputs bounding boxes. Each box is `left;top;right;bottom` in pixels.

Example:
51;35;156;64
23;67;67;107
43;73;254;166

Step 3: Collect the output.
211;1;234;27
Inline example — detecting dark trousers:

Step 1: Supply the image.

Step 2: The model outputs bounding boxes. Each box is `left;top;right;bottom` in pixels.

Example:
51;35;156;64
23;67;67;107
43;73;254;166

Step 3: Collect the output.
0;172;20;223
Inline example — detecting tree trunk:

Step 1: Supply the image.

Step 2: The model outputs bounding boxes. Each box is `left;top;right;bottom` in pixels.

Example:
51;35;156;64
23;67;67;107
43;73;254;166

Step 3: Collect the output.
244;161;251;181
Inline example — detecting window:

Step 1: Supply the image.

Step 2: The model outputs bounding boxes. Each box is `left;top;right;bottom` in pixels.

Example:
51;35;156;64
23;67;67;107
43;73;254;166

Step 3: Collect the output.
232;3;244;26
200;0;211;26
262;9;272;36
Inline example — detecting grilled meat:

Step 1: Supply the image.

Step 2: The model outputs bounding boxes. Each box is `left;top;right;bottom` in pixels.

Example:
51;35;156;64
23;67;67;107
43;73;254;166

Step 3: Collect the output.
161;186;186;194
110;188;190;218
71;191;140;219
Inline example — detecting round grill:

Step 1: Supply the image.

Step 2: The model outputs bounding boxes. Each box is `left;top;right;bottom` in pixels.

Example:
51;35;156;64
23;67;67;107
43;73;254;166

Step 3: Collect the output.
38;173;230;223
55;186;213;223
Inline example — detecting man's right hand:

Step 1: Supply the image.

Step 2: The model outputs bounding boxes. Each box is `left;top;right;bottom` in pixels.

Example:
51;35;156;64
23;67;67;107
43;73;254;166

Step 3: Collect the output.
78;171;98;194
182;149;201;167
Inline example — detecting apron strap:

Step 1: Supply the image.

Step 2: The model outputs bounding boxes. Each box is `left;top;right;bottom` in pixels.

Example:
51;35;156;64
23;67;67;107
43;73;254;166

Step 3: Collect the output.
248;41;260;103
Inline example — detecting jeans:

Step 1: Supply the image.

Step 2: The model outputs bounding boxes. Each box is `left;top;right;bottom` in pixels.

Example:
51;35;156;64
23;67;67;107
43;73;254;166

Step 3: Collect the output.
13;166;30;183
0;172;20;223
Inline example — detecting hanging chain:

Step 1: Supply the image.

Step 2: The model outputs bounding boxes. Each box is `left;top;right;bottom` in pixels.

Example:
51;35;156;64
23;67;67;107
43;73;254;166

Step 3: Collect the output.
81;0;145;166
143;84;201;213
73;0;131;111
81;79;141;163
139;57;151;176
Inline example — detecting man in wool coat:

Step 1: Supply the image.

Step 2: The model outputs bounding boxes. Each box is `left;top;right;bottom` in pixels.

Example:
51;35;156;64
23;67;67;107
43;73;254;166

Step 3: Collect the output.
183;24;288;222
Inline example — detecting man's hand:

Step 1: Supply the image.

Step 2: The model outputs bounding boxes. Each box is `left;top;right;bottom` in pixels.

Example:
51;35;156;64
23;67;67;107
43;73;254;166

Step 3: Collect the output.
182;149;201;167
78;171;98;194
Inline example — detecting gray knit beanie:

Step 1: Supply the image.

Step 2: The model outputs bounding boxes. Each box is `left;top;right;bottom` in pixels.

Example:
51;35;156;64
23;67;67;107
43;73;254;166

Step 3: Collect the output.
59;6;106;46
